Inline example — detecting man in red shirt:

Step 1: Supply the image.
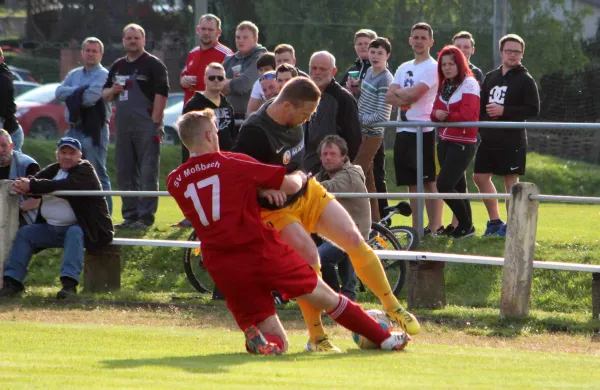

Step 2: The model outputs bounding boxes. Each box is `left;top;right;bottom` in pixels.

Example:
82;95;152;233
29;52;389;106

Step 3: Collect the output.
180;14;233;104
167;109;410;355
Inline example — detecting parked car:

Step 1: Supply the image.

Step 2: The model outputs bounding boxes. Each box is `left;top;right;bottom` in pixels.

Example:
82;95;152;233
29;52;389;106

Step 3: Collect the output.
8;65;37;82
167;92;184;109
13;81;41;97
15;83;68;140
163;101;184;145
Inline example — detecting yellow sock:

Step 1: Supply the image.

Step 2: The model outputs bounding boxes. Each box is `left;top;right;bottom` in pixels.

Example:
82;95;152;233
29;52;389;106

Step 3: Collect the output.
347;242;400;312
296;298;326;342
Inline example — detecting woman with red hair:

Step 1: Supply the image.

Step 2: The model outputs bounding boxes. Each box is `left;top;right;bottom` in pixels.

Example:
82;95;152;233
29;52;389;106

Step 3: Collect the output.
430;45;480;238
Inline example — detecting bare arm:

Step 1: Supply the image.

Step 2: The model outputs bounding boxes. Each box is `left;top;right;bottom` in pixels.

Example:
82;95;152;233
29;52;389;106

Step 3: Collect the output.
393;83;430;106
152;94;168;124
279;170;306;195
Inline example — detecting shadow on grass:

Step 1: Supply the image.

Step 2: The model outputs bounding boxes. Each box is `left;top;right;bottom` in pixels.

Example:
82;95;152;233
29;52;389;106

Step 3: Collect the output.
100;348;384;374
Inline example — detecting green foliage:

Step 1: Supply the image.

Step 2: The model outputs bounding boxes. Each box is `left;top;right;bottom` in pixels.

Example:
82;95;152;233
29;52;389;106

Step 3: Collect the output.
2;52;60;83
249;0;589;80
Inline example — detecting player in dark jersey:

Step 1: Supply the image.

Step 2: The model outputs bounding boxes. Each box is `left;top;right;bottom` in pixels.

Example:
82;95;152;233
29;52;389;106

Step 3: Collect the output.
233;78;420;352
167;109;410;355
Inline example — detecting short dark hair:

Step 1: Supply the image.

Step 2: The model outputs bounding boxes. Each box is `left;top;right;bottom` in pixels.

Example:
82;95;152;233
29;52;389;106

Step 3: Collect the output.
256;52;276;70
499;33;525;52
278;77;321;106
274;44;295;57
368;37;391;54
276;63;298;78
453;31;475;47
411;22;433;39
318;135;348;158
199;13;221;29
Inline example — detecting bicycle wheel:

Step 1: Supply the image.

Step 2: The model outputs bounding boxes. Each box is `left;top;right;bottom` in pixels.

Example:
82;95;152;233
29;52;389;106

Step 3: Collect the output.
367;222;407;297
389;225;420;251
183;230;215;294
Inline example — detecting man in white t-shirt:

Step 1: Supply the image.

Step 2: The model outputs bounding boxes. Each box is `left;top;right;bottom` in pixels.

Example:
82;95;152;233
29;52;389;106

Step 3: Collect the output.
386;22;444;234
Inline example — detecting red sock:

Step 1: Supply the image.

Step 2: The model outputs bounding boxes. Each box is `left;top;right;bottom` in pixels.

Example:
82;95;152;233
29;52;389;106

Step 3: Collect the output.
327;295;390;346
264;333;284;350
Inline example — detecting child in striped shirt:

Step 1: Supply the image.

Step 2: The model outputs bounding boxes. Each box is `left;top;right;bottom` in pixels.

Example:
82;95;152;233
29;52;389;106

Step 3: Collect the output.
354;37;393;221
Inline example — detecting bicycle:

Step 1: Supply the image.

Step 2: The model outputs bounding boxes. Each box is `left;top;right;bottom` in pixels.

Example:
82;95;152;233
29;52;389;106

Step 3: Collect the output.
183;200;419;296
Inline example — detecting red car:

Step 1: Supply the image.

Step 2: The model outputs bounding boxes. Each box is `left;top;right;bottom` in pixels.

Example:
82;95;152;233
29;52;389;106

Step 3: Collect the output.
15;83;118;140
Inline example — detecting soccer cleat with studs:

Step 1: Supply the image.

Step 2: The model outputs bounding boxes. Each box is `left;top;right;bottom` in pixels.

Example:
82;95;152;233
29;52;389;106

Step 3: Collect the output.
386;306;421;335
380;332;411;351
243;326;282;356
305;335;342;353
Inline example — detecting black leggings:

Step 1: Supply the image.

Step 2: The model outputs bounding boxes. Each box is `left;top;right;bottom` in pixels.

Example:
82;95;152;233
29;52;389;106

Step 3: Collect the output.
373;142;389;213
436;140;477;227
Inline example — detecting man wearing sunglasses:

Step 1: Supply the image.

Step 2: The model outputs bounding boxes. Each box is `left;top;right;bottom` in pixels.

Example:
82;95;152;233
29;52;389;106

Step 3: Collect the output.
474;34;539;237
260;71;278;101
182;62;236;158
173;62;236;229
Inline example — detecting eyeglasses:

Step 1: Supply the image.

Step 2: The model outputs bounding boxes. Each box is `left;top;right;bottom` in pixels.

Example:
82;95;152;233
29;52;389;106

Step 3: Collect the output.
207;75;225;82
502;49;523;56
259;73;276;82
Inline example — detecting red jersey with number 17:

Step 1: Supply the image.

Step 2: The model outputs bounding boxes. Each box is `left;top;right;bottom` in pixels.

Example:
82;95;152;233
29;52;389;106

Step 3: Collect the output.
167;151;286;257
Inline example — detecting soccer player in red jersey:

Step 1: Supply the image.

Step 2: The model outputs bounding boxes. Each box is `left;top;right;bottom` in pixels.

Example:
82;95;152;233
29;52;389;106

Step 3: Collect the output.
167;109;410;355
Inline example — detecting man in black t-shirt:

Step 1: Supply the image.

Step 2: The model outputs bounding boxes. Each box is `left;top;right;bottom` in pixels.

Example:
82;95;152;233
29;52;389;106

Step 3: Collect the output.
103;23;169;229
452;31;484;84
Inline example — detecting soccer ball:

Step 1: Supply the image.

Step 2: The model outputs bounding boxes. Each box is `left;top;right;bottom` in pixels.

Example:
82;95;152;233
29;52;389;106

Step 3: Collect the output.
352;309;393;349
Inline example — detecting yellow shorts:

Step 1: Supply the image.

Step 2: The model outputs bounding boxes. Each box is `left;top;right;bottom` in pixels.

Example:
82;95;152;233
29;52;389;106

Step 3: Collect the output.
261;178;335;233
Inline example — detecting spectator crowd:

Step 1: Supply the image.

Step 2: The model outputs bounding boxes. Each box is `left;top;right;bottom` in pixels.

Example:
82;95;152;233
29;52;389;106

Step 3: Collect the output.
0;14;540;298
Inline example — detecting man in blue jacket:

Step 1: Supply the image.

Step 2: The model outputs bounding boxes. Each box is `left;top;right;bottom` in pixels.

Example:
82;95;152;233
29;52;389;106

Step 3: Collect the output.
56;37;112;214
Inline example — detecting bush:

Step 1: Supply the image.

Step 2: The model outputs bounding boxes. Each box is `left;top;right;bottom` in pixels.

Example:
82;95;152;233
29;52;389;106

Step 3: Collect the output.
3;52;60;83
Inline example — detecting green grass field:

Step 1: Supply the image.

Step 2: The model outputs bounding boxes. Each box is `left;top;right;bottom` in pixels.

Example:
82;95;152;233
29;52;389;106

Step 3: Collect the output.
4;141;600;388
1;320;599;389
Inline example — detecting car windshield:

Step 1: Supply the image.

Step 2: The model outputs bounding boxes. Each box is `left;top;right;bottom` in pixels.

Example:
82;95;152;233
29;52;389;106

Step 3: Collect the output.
167;93;184;108
16;83;60;104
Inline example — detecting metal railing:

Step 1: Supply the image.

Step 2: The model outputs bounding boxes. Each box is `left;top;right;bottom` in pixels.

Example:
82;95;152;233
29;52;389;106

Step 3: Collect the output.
1;120;600;318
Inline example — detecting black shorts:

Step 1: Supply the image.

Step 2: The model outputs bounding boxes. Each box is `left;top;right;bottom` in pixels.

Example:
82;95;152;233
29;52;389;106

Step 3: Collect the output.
474;140;527;176
393;131;436;186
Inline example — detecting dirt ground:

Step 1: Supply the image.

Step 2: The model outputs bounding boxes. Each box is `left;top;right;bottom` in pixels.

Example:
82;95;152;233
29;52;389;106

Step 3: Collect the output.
2;304;599;356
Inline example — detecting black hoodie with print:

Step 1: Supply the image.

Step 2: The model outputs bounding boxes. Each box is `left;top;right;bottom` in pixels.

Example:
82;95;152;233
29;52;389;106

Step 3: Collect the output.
479;64;540;147
181;92;237;161
339;58;371;87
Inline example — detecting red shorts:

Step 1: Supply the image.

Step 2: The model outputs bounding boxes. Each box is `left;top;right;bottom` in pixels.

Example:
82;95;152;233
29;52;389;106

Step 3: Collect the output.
203;240;318;330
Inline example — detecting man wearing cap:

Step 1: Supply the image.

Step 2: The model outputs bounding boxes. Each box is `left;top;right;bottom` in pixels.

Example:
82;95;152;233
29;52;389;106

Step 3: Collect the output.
0;137;113;299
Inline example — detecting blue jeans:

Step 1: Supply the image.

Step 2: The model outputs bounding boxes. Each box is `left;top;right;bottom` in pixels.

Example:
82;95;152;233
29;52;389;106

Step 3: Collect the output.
11;125;24;152
3;223;85;284
66;127;112;215
319;241;358;301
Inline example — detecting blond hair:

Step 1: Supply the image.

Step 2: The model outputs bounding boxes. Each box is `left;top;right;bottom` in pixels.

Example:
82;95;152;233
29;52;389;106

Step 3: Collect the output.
176;109;217;151
236;21;259;38
122;23;145;38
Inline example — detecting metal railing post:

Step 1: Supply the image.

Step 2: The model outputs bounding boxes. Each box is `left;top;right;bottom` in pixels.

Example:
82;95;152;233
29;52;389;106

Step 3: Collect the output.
416;126;425;238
